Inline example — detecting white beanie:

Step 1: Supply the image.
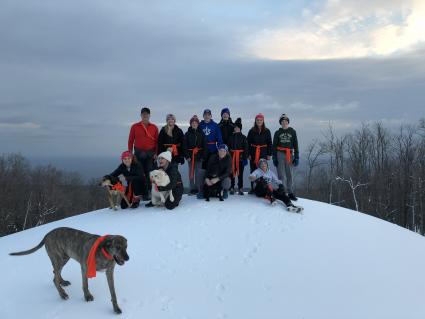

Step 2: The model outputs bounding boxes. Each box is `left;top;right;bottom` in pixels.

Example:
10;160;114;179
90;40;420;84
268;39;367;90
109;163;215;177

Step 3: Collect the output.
158;151;172;162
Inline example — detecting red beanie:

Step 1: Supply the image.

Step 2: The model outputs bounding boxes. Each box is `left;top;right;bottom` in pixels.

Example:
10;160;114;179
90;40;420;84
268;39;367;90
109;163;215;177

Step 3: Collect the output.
121;151;132;160
255;113;264;120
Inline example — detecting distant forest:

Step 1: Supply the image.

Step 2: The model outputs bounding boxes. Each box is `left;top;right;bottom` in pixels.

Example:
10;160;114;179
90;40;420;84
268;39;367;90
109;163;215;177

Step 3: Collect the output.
1;119;425;237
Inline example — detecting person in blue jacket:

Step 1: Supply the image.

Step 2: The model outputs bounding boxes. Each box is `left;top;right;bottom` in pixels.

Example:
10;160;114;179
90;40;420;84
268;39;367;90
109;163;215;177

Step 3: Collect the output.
197;108;223;199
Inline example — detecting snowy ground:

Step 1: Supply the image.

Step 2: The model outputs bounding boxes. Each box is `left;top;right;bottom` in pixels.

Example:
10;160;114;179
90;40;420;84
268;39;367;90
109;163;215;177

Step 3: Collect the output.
1;195;425;319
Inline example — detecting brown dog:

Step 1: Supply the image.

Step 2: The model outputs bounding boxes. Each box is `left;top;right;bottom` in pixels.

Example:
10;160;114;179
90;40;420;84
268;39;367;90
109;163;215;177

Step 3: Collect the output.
100;175;131;210
10;227;129;314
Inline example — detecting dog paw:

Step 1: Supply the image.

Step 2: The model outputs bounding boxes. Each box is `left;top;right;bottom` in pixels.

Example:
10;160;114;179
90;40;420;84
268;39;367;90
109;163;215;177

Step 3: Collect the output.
85;294;94;302
60;280;71;286
60;292;69;300
113;305;122;314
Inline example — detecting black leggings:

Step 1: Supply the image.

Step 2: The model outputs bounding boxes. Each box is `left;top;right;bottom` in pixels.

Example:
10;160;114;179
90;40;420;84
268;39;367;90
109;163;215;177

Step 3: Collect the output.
254;183;292;206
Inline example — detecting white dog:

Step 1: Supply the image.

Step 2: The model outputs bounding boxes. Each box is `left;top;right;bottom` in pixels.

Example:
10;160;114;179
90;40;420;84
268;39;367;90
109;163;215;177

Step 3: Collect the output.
150;169;175;206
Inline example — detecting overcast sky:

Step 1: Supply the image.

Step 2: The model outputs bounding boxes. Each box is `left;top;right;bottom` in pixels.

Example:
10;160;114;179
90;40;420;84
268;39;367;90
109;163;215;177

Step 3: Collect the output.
1;0;424;157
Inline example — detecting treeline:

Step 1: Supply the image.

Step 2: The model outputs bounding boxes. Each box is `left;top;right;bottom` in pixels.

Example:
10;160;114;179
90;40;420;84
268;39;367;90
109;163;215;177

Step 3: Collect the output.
298;119;425;234
0;154;107;237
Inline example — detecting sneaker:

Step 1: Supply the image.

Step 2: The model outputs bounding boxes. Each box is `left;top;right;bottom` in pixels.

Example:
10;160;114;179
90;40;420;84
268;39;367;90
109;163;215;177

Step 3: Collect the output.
229;188;235;195
145;201;154;208
223;190;229;199
238;189;244;196
288;193;298;201
196;192;204;199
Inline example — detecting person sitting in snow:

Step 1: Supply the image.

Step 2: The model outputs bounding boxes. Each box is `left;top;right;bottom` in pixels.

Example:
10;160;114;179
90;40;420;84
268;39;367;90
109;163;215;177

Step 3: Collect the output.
145;151;184;210
201;144;232;199
108;151;145;209
249;158;303;213
228;117;249;195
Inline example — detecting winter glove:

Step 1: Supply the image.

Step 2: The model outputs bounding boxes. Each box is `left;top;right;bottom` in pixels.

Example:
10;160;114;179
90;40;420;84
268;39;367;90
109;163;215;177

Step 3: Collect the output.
292;157;299;167
211;177;220;185
272;156;278;167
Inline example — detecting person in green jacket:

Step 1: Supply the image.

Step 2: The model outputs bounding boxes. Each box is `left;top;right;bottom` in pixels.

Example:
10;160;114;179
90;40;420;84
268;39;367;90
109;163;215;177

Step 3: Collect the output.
272;114;299;201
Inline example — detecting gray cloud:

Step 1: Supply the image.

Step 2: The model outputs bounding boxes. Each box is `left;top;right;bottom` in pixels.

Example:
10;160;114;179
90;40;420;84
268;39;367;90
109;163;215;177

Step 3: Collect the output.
0;1;424;157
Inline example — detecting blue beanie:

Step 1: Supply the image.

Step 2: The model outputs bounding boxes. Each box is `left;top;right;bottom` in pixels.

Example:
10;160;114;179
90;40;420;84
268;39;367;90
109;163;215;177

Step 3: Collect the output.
221;107;230;117
217;144;228;152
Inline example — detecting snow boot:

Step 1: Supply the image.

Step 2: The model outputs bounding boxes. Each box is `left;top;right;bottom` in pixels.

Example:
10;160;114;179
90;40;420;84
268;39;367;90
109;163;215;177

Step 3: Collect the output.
238;188;244;195
229;187;235;195
288;193;298;201
286;203;303;213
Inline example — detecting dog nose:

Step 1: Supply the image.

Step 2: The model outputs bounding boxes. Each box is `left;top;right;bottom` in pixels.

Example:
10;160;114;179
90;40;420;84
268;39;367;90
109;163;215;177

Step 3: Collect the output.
124;254;129;261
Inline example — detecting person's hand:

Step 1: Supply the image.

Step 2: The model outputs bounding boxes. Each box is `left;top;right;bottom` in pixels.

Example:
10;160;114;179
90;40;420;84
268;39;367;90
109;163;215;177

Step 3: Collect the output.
205;178;212;186
211;177;220;184
153;154;158;160
167;147;173;153
292;157;299;167
186;157;191;162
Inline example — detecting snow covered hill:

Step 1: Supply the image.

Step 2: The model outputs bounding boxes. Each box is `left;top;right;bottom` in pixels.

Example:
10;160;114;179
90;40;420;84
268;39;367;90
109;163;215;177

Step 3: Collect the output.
1;195;425;319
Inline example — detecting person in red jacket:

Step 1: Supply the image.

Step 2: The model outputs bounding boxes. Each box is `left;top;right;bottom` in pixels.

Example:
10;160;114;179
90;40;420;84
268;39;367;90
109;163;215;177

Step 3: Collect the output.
128;107;159;200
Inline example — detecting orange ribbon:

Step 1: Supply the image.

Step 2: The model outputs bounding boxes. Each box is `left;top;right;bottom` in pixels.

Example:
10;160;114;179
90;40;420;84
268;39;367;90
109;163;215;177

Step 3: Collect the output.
188;147;202;179
276;147;292;164
231;150;244;177
251;144;267;167
111;182;125;193
86;235;113;278
164;143;180;157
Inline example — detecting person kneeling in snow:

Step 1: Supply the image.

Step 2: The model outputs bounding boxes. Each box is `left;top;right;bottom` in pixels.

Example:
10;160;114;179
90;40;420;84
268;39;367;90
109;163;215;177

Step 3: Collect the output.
249;158;303;213
145;151;184;210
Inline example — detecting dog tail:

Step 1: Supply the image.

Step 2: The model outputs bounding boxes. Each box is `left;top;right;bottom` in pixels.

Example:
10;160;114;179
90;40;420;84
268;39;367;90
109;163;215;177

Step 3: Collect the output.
9;237;46;256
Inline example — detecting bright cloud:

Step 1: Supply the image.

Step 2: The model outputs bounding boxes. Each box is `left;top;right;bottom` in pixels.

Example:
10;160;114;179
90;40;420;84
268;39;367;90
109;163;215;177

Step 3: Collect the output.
249;0;425;60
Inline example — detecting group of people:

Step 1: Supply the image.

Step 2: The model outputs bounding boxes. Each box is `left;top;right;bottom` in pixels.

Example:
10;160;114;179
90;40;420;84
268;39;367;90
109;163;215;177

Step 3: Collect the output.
107;106;300;211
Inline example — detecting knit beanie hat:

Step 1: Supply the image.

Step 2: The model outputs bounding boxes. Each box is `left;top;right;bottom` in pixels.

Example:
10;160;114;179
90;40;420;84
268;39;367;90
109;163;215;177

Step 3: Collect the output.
158;151;172;162
258;158;268;168
166;113;176;122
279;113;290;124
255;113;264;120
121;151;133;160
234;117;242;130
203;108;212;116
190;115;200;125
221;107;230;117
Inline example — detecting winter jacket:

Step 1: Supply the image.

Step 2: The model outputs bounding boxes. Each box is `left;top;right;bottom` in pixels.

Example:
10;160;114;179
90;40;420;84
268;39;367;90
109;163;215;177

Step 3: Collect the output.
250;167;282;189
247;127;272;161
183;127;207;162
158;125;185;164
156;163;184;198
199;120;223;153
272;127;299;159
128;121;158;153
228;132;249;161
205;153;232;181
218;118;235;146
110;162;145;184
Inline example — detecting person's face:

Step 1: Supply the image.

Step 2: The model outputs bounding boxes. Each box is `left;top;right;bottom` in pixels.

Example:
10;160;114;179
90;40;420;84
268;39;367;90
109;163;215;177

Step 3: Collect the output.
158;157;168;168
167;117;175;127
203;113;212;122
281;119;289;129
218;149;227;158
234;126;241;133
141;112;150;122
122;156;132;167
222;113;229;121
260;161;268;171
256;118;264;127
191;121;199;129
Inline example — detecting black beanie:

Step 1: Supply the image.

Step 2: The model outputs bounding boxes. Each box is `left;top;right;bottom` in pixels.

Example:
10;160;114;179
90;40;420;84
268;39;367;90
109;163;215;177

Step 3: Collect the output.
234;117;242;130
141;107;151;114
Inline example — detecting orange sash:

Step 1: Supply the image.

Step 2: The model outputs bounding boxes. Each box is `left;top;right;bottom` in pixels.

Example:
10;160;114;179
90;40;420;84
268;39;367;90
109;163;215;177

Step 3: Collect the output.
276;147;292;164
231;150;244;177
164;143;180;157
86;235;113;278
111;182;125;193
188;147;202;179
251;144;267;167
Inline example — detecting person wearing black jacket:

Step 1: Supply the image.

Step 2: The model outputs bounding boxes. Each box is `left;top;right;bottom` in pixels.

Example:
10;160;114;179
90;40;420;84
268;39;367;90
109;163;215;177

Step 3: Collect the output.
109;151;145;209
218;107;235;146
247;113;272;193
157;113;185;165
145;151;184;210
183;115;207;195
203;144;232;199
228;118;249;195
